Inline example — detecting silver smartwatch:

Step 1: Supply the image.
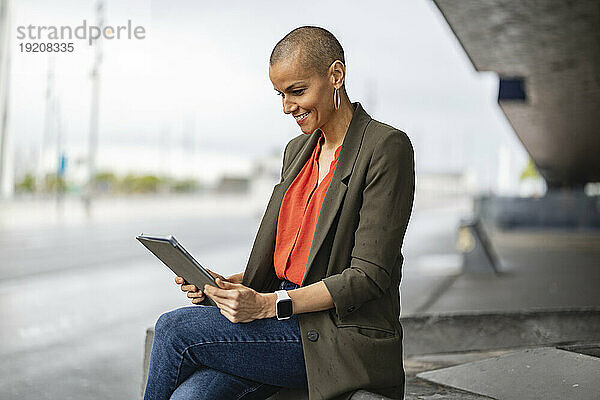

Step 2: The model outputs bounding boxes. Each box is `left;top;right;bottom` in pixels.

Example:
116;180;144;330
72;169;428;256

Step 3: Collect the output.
275;290;293;320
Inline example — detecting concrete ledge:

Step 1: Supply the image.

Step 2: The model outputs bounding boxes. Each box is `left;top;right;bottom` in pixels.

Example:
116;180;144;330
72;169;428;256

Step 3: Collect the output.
402;308;600;356
141;327;153;397
266;388;393;400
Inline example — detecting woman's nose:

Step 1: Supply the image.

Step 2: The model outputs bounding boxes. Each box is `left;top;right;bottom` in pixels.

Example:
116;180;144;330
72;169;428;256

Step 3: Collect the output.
282;97;297;114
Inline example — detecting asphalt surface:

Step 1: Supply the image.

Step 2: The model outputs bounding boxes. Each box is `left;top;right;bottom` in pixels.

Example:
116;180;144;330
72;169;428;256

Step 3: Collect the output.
0;192;469;399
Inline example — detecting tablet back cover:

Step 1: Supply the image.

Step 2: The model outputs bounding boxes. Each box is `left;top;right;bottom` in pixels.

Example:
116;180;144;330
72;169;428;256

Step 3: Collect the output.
137;236;217;307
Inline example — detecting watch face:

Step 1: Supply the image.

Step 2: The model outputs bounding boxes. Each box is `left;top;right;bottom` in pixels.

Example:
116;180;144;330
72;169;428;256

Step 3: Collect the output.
277;299;293;318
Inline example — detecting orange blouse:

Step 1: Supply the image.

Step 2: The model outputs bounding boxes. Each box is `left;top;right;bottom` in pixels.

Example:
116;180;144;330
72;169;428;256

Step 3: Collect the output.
274;131;343;285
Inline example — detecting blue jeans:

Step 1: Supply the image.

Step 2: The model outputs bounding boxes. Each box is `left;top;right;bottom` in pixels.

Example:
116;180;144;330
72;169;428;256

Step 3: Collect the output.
144;280;307;400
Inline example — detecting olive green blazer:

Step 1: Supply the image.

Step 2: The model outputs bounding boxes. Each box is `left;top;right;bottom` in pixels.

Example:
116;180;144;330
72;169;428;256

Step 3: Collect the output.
241;102;415;400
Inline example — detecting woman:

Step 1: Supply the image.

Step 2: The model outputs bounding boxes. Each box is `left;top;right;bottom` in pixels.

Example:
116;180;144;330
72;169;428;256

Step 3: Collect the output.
144;26;415;400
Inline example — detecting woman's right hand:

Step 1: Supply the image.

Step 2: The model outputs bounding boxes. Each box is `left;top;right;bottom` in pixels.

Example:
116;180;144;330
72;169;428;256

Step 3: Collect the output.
175;268;230;304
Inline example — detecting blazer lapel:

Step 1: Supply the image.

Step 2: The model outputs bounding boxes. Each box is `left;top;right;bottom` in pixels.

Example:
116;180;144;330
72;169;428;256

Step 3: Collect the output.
243;102;372;291
242;132;317;291
300;102;372;286
281;133;320;186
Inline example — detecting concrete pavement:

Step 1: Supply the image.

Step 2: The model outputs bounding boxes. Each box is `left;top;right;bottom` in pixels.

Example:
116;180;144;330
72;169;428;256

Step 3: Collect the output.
3;192;598;399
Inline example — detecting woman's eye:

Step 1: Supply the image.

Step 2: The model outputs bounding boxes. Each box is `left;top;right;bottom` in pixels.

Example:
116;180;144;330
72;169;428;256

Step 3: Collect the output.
292;89;305;95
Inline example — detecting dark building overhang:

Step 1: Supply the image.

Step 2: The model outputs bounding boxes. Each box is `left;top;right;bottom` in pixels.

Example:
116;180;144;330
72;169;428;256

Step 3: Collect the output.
433;0;600;189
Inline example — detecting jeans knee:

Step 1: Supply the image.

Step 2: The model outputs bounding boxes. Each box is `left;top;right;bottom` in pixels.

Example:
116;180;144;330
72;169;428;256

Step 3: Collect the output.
153;306;219;351
154;308;185;340
154;311;171;337
154;306;206;342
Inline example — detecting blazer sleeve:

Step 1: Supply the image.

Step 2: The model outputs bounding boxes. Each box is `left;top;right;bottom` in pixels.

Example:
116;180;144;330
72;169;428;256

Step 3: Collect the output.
322;130;415;320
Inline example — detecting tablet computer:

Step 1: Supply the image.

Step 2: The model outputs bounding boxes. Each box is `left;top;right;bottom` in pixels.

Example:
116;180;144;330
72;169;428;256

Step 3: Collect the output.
136;234;217;307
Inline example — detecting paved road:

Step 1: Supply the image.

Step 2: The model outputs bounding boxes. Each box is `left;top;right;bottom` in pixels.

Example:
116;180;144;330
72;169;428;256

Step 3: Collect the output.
0;193;468;399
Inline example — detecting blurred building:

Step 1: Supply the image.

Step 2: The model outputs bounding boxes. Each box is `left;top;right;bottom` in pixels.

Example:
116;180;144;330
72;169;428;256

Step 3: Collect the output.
434;0;600;228
434;0;600;190
215;175;250;194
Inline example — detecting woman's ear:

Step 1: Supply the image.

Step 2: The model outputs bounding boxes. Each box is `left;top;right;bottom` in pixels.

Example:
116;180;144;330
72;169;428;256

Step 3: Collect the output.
329;59;346;88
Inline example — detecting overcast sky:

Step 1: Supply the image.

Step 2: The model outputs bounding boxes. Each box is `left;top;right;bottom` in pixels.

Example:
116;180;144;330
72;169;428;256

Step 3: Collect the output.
8;0;528;191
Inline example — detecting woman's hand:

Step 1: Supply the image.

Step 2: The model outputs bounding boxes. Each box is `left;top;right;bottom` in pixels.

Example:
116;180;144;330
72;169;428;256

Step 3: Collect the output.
175;268;230;305
203;278;275;323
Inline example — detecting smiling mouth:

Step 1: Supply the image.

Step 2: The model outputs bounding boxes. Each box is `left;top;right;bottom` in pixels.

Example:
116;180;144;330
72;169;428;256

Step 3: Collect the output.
294;111;310;123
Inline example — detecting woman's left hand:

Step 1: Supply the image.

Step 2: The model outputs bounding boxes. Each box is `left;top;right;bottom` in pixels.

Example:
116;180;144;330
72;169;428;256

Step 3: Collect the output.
203;278;273;323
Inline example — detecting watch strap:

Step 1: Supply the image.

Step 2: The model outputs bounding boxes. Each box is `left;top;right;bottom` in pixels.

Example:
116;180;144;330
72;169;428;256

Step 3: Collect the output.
275;290;293;320
275;289;291;301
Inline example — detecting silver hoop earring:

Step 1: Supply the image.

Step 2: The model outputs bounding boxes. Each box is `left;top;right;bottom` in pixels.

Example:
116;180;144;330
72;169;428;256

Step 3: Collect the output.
333;87;341;110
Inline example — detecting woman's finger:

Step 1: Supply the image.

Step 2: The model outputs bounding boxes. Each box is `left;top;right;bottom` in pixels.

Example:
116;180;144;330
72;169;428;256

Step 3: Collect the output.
205;287;237;301
187;290;204;298
191;295;205;304
181;284;197;292
218;306;237;322
212;297;236;310
204;281;241;300
206;268;227;281
206;292;236;314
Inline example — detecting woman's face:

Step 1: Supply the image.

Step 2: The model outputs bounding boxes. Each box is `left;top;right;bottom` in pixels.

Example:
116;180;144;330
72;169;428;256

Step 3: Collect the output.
269;56;334;135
